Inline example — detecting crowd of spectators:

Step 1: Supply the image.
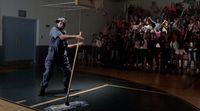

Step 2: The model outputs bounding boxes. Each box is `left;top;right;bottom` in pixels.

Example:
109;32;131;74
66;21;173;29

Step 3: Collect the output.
90;1;200;74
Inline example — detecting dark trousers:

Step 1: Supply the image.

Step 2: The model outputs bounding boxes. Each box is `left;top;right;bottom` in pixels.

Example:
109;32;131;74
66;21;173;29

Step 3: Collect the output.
40;47;71;89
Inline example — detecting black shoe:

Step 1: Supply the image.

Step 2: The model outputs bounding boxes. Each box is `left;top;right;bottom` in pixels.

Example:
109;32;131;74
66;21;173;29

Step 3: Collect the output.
38;87;45;96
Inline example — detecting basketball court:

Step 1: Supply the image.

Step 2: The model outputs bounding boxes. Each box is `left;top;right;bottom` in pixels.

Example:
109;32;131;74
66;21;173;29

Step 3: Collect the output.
0;0;200;111
0;66;199;111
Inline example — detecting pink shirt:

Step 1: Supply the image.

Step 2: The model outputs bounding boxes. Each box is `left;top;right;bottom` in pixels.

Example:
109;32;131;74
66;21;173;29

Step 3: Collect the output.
134;41;140;49
155;30;161;38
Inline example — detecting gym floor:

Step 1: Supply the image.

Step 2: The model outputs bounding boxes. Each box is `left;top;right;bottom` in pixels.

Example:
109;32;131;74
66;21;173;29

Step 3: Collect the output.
0;65;200;111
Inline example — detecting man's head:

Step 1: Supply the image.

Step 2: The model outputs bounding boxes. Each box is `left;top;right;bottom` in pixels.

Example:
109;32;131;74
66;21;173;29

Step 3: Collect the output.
56;17;66;29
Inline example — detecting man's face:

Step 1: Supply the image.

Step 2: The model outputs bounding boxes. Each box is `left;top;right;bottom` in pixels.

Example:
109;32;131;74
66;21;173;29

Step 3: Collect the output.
57;21;66;29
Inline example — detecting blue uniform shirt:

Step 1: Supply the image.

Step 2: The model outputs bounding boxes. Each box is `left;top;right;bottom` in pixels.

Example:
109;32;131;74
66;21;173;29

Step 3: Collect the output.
49;26;68;56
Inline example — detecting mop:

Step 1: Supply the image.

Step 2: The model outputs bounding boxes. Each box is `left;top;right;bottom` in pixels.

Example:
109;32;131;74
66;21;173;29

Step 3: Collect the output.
44;32;88;111
44;101;88;111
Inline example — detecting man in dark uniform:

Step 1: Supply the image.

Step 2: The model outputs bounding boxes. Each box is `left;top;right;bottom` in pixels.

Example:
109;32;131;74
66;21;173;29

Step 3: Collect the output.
38;17;84;96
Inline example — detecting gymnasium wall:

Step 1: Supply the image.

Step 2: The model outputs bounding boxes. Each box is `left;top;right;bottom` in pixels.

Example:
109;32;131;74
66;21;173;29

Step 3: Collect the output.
0;0;39;45
0;0;64;64
128;0;172;9
1;0;170;64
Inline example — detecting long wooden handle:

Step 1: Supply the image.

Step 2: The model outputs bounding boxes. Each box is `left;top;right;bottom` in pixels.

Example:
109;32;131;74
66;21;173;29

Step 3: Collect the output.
66;32;81;105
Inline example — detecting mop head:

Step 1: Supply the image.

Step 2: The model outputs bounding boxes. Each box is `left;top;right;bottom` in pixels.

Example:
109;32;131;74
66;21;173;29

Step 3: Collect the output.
44;101;88;111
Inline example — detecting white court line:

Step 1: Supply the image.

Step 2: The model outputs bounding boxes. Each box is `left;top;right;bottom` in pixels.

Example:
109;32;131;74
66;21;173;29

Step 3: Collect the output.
30;83;169;108
15;100;27;104
30;84;109;108
107;84;169;95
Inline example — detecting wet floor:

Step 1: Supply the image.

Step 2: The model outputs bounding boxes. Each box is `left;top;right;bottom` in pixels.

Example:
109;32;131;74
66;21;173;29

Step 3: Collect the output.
0;66;199;111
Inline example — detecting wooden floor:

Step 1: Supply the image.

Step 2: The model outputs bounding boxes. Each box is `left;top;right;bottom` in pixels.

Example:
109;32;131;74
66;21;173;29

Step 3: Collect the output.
0;64;199;111
77;65;200;109
0;98;37;111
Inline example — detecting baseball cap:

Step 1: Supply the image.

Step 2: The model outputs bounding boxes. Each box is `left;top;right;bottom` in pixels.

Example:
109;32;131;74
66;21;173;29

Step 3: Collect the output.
56;17;66;23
